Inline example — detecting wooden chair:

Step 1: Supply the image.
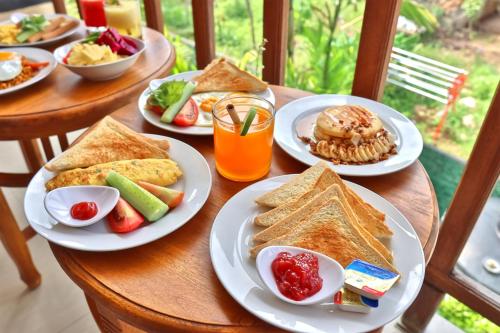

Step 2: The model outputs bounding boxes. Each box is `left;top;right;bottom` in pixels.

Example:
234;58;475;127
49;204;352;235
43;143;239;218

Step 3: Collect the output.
0;0;167;289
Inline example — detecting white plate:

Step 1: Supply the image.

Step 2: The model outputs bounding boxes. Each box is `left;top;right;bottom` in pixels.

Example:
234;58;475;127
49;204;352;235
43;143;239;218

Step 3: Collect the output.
0;14;81;47
210;174;425;333
274;95;423;176
138;70;276;136
0;47;56;95
24;134;212;251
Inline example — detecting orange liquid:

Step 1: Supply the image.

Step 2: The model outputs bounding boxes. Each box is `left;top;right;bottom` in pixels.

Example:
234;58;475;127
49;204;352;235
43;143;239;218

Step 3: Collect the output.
214;108;274;181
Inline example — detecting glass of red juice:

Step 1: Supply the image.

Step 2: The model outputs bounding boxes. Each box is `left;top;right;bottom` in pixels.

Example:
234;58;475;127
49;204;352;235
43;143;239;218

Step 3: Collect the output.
80;0;107;27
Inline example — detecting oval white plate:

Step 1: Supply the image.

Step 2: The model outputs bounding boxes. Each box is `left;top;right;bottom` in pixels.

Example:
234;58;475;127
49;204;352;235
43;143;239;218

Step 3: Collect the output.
138;70;276;136
0;14;81;47
0;47;57;95
274;94;423;176
256;245;345;306
210;174;425;333
24;134;212;251
44;186;120;227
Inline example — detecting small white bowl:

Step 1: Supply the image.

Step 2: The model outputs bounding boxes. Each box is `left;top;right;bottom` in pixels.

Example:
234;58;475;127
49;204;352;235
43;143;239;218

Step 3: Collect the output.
53;37;145;81
256;245;345;306
44;186;119;227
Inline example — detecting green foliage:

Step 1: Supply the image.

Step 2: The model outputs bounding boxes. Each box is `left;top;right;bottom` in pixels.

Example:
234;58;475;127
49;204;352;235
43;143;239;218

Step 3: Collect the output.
438;295;500;333
461;0;484;20
400;0;438;32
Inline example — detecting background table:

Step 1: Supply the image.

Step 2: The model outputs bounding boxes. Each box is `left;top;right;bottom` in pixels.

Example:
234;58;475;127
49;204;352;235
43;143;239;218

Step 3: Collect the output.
49;86;439;333
0;27;175;140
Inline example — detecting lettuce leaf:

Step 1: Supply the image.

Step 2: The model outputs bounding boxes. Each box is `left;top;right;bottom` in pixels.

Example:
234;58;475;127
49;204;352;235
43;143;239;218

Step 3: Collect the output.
150;80;187;109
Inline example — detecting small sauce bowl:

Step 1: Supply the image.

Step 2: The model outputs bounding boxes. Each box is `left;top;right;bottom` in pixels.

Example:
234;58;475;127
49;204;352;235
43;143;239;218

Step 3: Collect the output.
44;186;119;227
256;245;345;306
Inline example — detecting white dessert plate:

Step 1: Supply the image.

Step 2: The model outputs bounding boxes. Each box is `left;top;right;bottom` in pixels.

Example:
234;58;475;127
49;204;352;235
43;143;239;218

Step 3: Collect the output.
24;134;212;251
138;70;276;136
210;174;425;333
0;47;57;95
256;245;345;306
44;186;119;227
274;94;423;176
0;14;81;47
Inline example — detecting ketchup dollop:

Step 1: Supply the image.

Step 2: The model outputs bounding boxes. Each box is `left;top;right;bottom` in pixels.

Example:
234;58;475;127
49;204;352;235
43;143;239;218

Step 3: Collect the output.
70;201;98;220
271;251;323;301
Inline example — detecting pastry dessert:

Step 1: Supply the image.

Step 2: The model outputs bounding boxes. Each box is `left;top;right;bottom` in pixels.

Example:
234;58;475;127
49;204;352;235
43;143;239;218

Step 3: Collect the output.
303;105;397;165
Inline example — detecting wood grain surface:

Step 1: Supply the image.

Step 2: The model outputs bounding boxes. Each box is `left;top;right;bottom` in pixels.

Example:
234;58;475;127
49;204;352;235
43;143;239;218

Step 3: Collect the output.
0;27;175;140
49;86;439;332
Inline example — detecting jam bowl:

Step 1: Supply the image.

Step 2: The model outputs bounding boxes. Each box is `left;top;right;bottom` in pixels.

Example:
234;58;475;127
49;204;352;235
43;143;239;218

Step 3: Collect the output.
256;245;345;306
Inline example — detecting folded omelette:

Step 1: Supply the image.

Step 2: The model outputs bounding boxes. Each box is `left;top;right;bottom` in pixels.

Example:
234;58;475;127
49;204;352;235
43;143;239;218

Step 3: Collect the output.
45;159;182;191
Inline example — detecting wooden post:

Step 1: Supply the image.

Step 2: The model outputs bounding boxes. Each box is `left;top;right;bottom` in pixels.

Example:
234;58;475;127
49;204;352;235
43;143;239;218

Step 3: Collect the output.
192;0;215;69
144;0;165;33
262;0;289;85
51;0;67;14
352;0;401;101
401;83;500;331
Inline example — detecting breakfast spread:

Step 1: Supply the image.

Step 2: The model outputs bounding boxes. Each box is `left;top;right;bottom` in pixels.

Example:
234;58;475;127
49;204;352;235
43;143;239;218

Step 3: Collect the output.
145;57;269;129
250;162;400;311
298;105;397;165
70;201;98;220
63;28;140;66
0;51;49;89
0;15;78;44
43;116;184;233
271;251;323;301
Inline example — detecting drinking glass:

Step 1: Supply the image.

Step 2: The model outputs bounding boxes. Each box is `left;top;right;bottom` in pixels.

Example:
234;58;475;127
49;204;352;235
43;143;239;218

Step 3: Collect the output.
104;0;142;38
80;0;107;28
212;96;275;182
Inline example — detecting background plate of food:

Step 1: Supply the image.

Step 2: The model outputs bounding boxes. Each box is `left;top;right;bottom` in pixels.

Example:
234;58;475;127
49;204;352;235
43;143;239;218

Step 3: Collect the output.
274;94;423;176
0;47;56;95
138;58;276;135
0;13;81;47
210;163;425;333
24;117;212;251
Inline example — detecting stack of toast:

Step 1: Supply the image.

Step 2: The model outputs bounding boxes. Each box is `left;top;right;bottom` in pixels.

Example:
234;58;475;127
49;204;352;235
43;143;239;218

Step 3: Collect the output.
250;162;398;275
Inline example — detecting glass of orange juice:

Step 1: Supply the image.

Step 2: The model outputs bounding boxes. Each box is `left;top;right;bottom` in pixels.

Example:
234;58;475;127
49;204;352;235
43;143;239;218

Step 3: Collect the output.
213;96;275;182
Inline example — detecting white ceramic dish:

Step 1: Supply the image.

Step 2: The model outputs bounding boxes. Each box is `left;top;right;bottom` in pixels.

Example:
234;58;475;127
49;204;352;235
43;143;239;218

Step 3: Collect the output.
0;47;57;95
44;186;119;227
138;70;276;136
256;245;345;306
53;37;145;81
0;14;81;47
210;174;425;333
274;94;423;176
24;134;212;251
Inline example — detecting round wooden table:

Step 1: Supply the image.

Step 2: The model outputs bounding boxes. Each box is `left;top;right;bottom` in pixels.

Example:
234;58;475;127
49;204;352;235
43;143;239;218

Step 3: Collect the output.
49;86;439;333
0;27;175;140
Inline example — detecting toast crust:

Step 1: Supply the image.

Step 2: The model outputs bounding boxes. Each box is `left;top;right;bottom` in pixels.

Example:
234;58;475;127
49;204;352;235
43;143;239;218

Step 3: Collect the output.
45;117;169;172
193;58;268;93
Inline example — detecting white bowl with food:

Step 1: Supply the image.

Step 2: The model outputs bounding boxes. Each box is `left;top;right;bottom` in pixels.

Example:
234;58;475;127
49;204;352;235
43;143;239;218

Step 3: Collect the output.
53;31;145;81
44;186;120;227
256;245;345;306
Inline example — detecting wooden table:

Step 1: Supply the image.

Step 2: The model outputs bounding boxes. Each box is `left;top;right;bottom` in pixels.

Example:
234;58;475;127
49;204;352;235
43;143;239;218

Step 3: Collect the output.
49;86;439;333
0;27;175;140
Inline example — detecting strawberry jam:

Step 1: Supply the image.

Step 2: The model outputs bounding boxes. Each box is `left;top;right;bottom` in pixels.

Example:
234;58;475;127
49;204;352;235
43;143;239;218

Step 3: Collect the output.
71;202;98;220
271;251;323;301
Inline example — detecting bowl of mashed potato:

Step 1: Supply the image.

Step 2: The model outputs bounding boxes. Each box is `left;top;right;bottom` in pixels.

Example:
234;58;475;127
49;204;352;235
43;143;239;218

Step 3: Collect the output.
53;36;145;81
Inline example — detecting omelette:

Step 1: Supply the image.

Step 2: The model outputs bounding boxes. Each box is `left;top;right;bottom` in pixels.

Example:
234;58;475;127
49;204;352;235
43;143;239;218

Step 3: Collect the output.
46;159;182;191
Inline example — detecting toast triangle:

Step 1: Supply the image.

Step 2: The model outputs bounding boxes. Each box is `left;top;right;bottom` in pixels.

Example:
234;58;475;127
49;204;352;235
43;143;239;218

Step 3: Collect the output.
45;116;169;172
193;58;268;93
249;198;399;274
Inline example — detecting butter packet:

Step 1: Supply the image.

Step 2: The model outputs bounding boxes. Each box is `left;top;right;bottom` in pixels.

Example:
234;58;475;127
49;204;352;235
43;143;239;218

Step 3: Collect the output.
333;288;378;313
344;259;400;300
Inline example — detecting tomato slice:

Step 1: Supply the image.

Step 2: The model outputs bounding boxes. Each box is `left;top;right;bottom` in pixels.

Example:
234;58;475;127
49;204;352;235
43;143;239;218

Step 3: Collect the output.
106;198;145;233
173;98;198;127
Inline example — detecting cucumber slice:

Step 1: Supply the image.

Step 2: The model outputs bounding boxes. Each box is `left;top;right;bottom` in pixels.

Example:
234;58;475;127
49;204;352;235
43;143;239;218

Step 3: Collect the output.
106;171;168;222
160;81;197;123
240;107;257;136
